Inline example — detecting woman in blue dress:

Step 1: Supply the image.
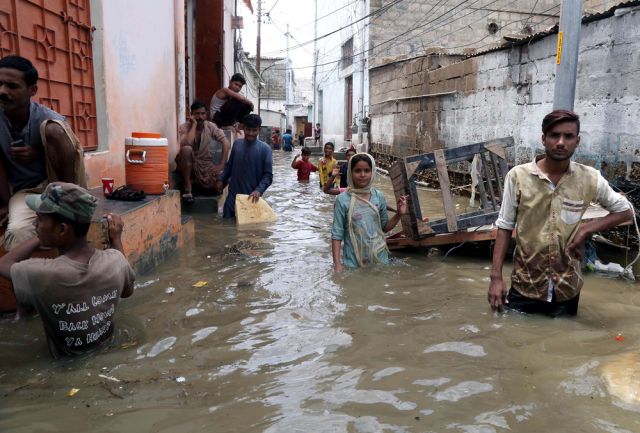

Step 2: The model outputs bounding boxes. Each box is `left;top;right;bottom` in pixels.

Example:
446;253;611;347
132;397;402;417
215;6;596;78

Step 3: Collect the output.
331;153;408;272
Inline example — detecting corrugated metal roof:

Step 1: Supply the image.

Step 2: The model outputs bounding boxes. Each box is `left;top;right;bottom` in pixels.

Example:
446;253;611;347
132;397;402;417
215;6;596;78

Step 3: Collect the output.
466;0;640;58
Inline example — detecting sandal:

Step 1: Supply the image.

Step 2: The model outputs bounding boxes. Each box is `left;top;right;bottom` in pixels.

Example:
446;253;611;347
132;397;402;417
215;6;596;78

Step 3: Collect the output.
106;185;146;201
182;192;194;204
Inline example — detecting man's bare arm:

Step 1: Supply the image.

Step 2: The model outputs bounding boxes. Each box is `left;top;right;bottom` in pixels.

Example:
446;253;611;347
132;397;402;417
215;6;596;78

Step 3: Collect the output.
488;228;512;312
566;209;633;259
0;238;41;280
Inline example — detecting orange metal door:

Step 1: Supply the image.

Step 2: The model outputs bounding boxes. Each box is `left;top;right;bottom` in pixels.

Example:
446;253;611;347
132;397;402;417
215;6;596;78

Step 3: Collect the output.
0;0;98;150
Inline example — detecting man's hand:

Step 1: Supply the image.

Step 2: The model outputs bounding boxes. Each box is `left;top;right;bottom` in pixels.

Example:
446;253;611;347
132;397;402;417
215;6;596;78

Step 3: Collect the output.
215;180;224;192
212;164;224;176
10;146;38;165
331;167;340;177
488;276;507;312
248;191;261;203
105;213;124;242
566;228;588;261
397;195;409;215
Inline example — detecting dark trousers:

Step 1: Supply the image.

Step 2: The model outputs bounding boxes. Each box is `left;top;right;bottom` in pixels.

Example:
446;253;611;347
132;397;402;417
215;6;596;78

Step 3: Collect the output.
213;99;253;127
505;288;580;317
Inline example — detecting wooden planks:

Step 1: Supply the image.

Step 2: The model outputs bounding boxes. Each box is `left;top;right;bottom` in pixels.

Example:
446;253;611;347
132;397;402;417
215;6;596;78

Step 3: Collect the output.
386;136;514;243
434;149;458;232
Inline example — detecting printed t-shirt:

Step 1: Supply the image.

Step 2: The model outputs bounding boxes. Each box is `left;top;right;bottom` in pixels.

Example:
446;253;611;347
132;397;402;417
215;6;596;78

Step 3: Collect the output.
318;157;338;187
294;159;317;181
11;249;136;357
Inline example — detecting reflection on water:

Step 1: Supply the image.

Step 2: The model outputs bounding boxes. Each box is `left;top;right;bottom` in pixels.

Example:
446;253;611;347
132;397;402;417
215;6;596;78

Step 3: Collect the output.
1;152;640;433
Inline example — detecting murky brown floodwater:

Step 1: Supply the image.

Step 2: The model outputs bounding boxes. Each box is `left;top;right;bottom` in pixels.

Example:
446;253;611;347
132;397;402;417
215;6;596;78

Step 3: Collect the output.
2;152;640;433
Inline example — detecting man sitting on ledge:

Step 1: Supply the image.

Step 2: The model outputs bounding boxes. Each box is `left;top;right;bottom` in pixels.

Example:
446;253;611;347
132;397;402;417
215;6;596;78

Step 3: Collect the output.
0;182;136;358
175;101;230;203
0;55;86;251
210;73;254;128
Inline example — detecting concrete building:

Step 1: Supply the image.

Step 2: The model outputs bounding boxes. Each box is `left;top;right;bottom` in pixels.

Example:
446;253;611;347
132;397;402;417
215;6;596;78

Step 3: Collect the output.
314;0;369;150
368;0;618;62
368;2;640;177
312;0;627;151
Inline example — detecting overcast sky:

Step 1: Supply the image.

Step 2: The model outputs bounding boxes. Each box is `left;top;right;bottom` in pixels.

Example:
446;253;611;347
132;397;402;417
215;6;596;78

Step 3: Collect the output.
239;0;317;80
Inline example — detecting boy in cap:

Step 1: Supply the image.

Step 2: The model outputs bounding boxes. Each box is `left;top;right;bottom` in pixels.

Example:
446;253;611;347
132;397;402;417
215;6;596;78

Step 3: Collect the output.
0;182;135;358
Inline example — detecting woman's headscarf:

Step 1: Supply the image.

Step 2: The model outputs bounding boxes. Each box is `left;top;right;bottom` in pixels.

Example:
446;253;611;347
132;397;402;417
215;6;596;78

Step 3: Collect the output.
347;152;377;195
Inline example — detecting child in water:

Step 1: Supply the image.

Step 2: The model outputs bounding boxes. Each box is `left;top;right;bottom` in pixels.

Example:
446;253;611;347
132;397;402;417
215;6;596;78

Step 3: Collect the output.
291;147;318;182
323;147;356;195
331;153;407;272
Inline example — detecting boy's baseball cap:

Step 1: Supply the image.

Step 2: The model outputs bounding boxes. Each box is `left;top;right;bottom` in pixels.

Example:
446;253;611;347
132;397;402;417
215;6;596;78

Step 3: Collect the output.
25;182;97;223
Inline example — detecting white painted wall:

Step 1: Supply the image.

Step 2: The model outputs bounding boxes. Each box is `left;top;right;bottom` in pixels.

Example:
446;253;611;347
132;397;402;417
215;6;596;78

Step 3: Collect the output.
314;0;369;149
223;0;237;81
88;0;182;187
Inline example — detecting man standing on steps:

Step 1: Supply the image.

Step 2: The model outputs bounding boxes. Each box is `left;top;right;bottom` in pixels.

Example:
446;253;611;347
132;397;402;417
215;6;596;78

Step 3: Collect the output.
488;110;632;317
217;114;273;219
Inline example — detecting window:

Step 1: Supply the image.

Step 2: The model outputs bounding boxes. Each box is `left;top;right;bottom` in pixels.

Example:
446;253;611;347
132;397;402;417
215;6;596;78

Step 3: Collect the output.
341;37;353;69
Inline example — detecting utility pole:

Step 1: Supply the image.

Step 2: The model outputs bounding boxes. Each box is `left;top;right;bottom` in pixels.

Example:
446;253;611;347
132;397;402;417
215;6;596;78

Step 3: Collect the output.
312;0;318;134
553;0;583;111
285;23;290;105
285;23;291;129
257;0;262;115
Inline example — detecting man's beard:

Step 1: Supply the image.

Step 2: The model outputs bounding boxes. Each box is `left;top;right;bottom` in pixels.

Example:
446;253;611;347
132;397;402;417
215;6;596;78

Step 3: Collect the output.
545;148;573;162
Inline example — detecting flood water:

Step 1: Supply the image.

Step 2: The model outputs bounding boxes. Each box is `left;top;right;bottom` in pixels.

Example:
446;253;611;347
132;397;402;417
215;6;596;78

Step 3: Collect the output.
2;152;640;433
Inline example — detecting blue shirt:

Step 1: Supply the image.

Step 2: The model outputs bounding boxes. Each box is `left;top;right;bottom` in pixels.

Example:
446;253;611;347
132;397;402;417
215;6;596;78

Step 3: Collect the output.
221;138;273;218
282;133;293;151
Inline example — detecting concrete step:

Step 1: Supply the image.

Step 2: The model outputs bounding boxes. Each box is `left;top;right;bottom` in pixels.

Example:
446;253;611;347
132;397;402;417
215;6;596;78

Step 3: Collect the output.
87;188;194;275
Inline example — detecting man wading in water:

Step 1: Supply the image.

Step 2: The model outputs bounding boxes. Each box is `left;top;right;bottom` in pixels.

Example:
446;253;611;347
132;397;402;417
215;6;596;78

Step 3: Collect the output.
488;110;632;317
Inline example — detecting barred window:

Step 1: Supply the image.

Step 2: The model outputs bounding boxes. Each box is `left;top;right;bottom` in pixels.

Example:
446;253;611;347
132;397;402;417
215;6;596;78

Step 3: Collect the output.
341;38;354;69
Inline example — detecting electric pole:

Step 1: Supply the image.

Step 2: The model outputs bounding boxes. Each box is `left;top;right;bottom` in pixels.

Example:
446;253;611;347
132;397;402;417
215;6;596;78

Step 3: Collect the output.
312;0;317;134
553;0;583;111
285;23;290;105
257;0;262;115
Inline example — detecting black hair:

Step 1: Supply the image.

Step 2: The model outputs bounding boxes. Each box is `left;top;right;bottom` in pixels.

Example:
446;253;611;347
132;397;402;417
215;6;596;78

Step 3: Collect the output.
350;154;372;171
50;213;91;237
323;142;334;149
230;73;247;85
346;148;356;156
542;110;580;135
286;128;292;133
301;147;311;155
0;55;39;86
190;100;206;111
242;114;262;128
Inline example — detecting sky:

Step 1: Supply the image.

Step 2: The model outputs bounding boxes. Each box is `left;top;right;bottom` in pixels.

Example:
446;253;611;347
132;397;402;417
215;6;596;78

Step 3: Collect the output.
238;0;318;81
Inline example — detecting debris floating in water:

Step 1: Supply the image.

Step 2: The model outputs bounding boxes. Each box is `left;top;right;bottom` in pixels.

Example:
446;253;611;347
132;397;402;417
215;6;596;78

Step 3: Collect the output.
192;281;208;288
165;287;176;294
67;388;80;397
176;376;186;383
615;334;625;341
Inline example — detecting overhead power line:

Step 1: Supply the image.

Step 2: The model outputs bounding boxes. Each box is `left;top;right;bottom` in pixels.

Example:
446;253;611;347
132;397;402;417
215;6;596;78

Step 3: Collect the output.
276;0;560;71
260;0;406;57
